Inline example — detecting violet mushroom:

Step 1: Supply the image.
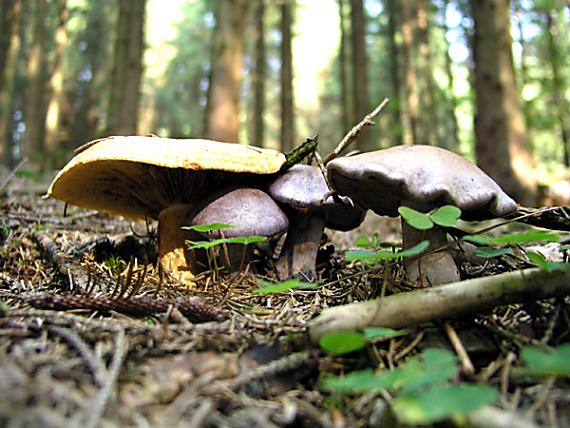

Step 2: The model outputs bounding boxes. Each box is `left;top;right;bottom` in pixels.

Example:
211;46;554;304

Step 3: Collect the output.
327;145;518;286
190;188;288;272
268;164;366;281
47;136;286;285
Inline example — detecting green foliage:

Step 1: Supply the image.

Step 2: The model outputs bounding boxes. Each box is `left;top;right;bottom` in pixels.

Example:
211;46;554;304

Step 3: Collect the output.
183;223;235;233
398;205;462;230
519;344;570;376
464;230;560;246
345;241;429;264
526;251;570;272
322;348;497;424
184;222;268;250
319;332;367;355
252;278;318;295
103;255;126;273
355;232;382;250
392;384;498;425
473;247;513;258
363;327;408;341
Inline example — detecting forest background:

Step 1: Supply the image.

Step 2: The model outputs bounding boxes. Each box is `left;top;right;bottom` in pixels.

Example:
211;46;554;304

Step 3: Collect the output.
0;0;569;207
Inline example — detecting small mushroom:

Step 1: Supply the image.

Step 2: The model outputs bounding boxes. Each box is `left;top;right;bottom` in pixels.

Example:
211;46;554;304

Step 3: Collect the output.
48;136;286;285
327;145;517;285
190;187;288;272
268;164;366;281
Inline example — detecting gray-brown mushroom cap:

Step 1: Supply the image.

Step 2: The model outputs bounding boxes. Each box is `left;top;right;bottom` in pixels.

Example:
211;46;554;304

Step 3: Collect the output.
327;145;517;220
269;164;365;230
191;188;289;238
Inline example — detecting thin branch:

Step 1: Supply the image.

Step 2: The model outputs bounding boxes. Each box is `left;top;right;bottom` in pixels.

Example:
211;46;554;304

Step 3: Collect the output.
0;157;27;193
82;329;128;428
309;267;570;341
323;98;389;164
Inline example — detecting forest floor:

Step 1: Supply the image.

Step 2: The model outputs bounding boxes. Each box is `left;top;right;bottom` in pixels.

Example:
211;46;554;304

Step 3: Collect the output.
1;173;569;428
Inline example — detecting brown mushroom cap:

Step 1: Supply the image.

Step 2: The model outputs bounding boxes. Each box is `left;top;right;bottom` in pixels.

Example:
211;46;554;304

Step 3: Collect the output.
191;188;288;238
268;164;365;230
327;145;517;220
48;136;286;219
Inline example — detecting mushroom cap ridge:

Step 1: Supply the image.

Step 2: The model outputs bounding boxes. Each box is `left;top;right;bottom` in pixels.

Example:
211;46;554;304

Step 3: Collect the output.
48;136;286;220
327;145;517;220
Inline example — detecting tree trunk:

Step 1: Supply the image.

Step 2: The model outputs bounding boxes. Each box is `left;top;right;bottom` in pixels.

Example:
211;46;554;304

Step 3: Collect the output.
44;0;68;158
350;0;373;151
441;0;459;150
401;0;419;145
386;0;403;147
544;8;570;167
338;0;351;133
280;0;295;151
106;0;146;135
204;0;246;143
470;0;536;205
22;0;48;161
417;0;436;146
252;0;265;148
0;0;21;167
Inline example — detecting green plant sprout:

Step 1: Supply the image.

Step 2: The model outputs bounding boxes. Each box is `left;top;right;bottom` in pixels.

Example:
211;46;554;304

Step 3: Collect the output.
349;204;568;272
252;278;319;295
517;343;570;377
398;205;462;230
321;347;498;425
183;222;269;271
319;327;406;355
103;255;127;273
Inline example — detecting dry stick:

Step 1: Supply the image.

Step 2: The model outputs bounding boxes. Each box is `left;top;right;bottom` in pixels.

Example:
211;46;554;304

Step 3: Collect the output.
82;329;128;428
0;156;27;193
443;321;475;377
322;98;389;165
308;267;570;341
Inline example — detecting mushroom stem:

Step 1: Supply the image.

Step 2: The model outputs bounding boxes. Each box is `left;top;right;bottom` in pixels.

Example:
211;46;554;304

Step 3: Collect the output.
401;219;460;286
158;203;203;285
276;215;326;282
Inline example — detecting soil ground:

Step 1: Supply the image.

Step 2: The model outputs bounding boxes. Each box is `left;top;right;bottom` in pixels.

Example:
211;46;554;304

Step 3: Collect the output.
1;174;569;427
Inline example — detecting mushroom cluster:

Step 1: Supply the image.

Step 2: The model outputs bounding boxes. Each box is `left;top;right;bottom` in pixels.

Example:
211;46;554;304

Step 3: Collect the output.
327;144;518;285
48;136;288;284
49;136;518;288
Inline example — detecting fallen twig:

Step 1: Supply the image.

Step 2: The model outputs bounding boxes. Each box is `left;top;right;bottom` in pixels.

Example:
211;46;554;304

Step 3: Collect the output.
323;98;389;164
81;329;127;428
0;157;27;193
309;267;570;341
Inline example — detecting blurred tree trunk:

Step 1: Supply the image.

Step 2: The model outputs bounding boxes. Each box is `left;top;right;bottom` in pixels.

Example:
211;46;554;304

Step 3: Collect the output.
44;0;68;158
205;0;246;143
350;0;372;151
386;0;403;146
252;0;265;148
470;0;536;205
0;0;21;167
544;8;570;167
417;0;436;146
0;0;15;83
106;0;146;135
338;0;351;133
440;0;459;150
23;0;48;161
401;0;418;145
280;0;294;151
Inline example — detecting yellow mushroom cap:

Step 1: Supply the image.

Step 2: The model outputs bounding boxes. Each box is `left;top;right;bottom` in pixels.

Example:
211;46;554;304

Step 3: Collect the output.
48;136;286;220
